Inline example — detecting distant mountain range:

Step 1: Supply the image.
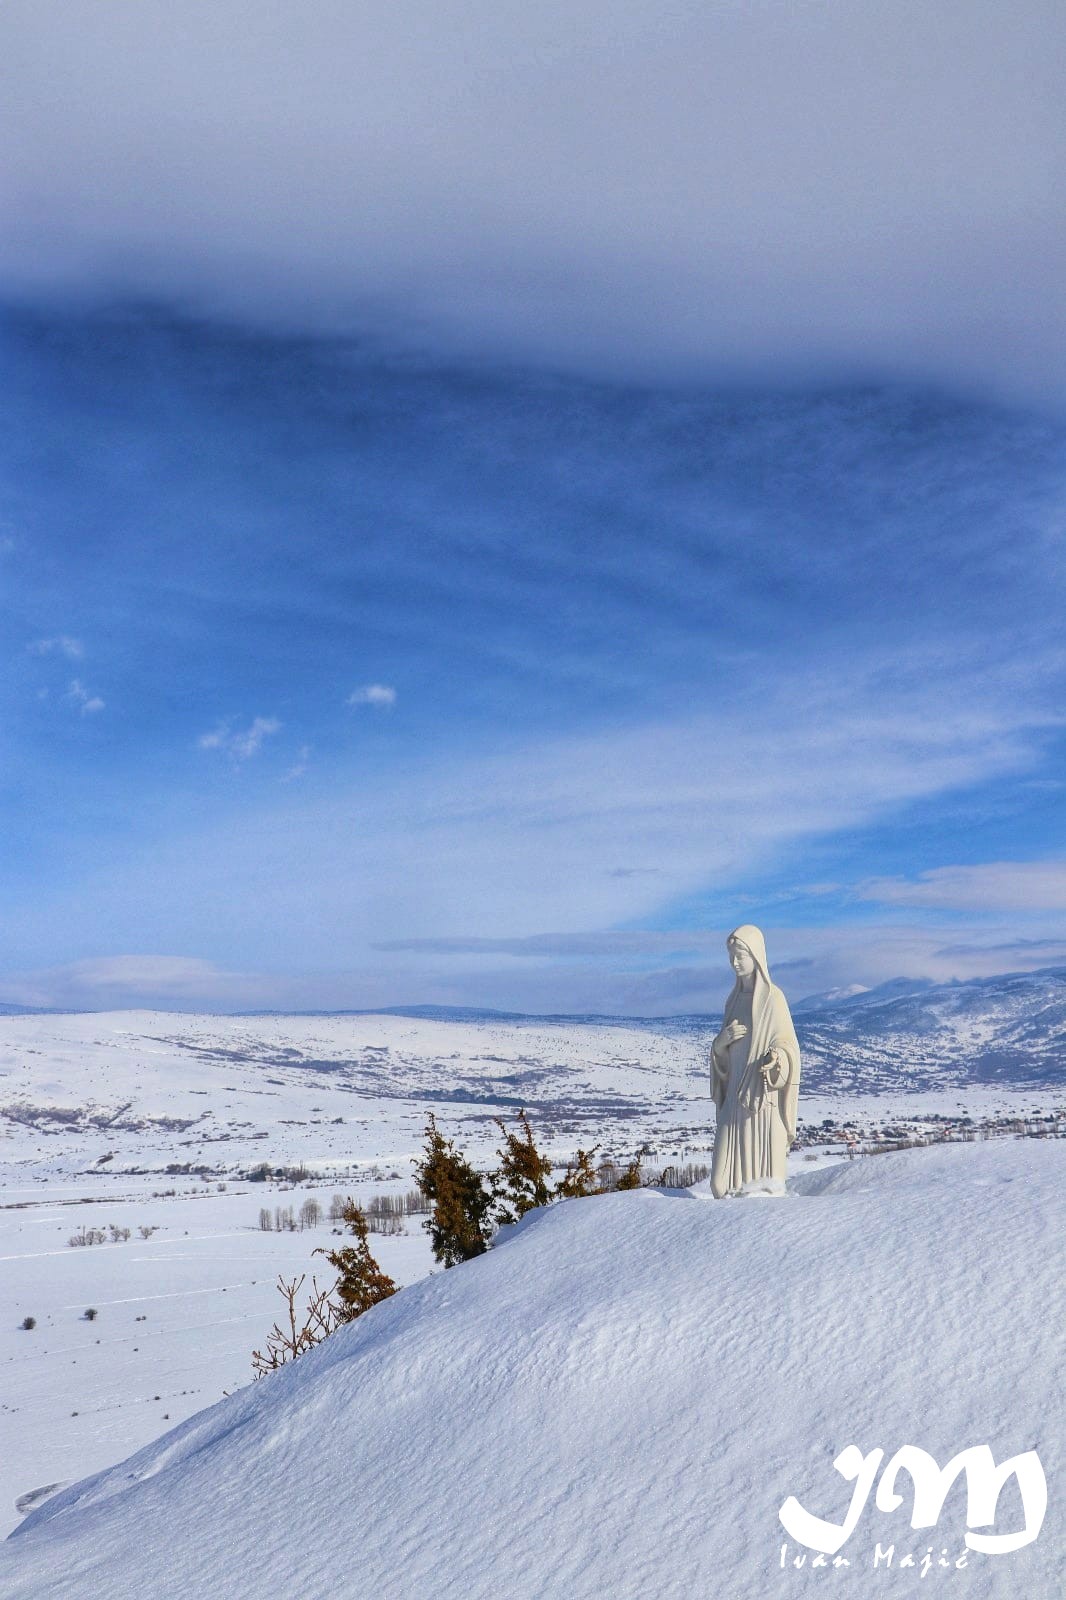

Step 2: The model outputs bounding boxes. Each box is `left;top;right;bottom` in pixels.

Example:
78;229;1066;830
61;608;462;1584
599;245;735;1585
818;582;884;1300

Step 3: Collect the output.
357;968;1066;1092
790;967;1066;1092
3;967;1064;1091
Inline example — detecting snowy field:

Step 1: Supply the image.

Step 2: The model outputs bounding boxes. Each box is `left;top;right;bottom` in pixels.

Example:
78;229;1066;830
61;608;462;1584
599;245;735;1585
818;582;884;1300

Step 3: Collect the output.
4;1008;1055;1184
2;1010;1063;1594
0;1179;434;1541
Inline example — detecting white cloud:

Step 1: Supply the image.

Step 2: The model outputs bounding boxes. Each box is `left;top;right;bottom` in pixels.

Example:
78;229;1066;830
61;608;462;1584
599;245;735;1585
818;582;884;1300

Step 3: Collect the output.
198;716;281;761
859;860;1066;913
347;684;396;709
29;635;83;659
5;922;1065;1015
0;955;271;1011
66;678;104;714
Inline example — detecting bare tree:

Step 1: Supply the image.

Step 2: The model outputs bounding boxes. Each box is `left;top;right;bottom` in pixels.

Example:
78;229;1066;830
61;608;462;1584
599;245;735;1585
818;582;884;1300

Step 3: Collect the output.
251;1275;340;1379
299;1197;322;1230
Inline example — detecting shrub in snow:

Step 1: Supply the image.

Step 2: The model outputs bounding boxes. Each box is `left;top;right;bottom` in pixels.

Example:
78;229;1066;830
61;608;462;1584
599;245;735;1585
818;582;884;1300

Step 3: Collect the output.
68;1226;106;1247
414;1114;493;1268
614;1153;646;1191
316;1202;397;1323
83;1308;98;1321
491;1111;554;1225
251;1275;340;1379
20;1316;36;1330
555;1146;602;1199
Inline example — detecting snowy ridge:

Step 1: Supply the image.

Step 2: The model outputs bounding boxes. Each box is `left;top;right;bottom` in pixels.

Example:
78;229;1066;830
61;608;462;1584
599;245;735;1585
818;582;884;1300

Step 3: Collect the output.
4;1139;1063;1599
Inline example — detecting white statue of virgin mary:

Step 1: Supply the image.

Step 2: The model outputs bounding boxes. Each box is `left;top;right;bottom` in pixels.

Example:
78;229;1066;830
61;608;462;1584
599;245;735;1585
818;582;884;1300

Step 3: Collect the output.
709;924;801;1198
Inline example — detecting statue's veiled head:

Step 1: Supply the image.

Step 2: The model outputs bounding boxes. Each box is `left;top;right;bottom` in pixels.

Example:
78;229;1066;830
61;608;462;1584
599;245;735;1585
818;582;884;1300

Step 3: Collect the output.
727;923;769;984
728;939;756;980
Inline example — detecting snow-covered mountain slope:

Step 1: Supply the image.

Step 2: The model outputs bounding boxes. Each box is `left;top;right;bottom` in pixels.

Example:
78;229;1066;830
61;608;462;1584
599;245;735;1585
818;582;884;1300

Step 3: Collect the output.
336;970;1066;1092
4;1139;1062;1599
794;968;1066;1091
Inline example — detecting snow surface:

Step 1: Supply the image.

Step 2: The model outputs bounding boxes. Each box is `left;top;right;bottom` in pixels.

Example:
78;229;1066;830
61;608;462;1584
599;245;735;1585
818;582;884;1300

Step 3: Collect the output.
3;1139;1062;1599
0;1180;433;1540
0;1008;722;1179
2;1006;1062;1557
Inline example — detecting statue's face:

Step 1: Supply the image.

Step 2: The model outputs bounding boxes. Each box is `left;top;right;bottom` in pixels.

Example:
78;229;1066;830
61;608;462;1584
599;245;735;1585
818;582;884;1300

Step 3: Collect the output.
729;941;755;979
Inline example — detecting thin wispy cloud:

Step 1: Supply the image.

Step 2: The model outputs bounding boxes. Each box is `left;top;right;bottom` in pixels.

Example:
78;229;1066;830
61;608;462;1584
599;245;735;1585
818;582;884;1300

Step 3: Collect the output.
860;860;1066;913
374;930;725;958
29;635;83;659
347;684;396;710
66;678;104;714
198;716;281;762
14;645;1058;984
0;954;268;1011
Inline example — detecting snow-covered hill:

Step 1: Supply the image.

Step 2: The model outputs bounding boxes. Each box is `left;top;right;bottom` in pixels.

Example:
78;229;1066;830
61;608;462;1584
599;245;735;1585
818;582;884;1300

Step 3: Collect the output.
794;967;1066;1091
4;1139;1062;1599
0;1009;717;1182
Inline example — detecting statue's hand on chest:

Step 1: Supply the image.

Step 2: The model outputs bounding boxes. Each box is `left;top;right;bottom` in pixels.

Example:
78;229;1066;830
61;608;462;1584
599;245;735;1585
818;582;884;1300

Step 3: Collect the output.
715;1017;749;1054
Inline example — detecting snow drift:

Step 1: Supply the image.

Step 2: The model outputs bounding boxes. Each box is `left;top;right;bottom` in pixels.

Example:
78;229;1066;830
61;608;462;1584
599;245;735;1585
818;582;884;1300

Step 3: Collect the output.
4;1141;1063;1599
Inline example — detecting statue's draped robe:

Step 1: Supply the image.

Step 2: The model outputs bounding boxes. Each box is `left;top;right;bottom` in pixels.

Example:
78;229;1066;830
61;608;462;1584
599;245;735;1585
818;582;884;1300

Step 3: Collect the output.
710;925;801;1198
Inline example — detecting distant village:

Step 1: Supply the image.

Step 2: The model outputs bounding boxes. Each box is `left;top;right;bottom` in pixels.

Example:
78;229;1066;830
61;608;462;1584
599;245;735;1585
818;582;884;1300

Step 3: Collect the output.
796;1106;1066;1159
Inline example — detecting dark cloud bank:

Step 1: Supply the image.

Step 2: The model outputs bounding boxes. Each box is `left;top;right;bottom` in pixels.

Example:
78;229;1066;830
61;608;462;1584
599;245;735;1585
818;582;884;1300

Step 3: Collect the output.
2;0;1064;403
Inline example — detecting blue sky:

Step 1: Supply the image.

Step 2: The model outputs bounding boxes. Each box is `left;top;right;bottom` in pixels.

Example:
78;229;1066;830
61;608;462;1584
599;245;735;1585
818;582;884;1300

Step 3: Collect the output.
1;3;1065;1011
